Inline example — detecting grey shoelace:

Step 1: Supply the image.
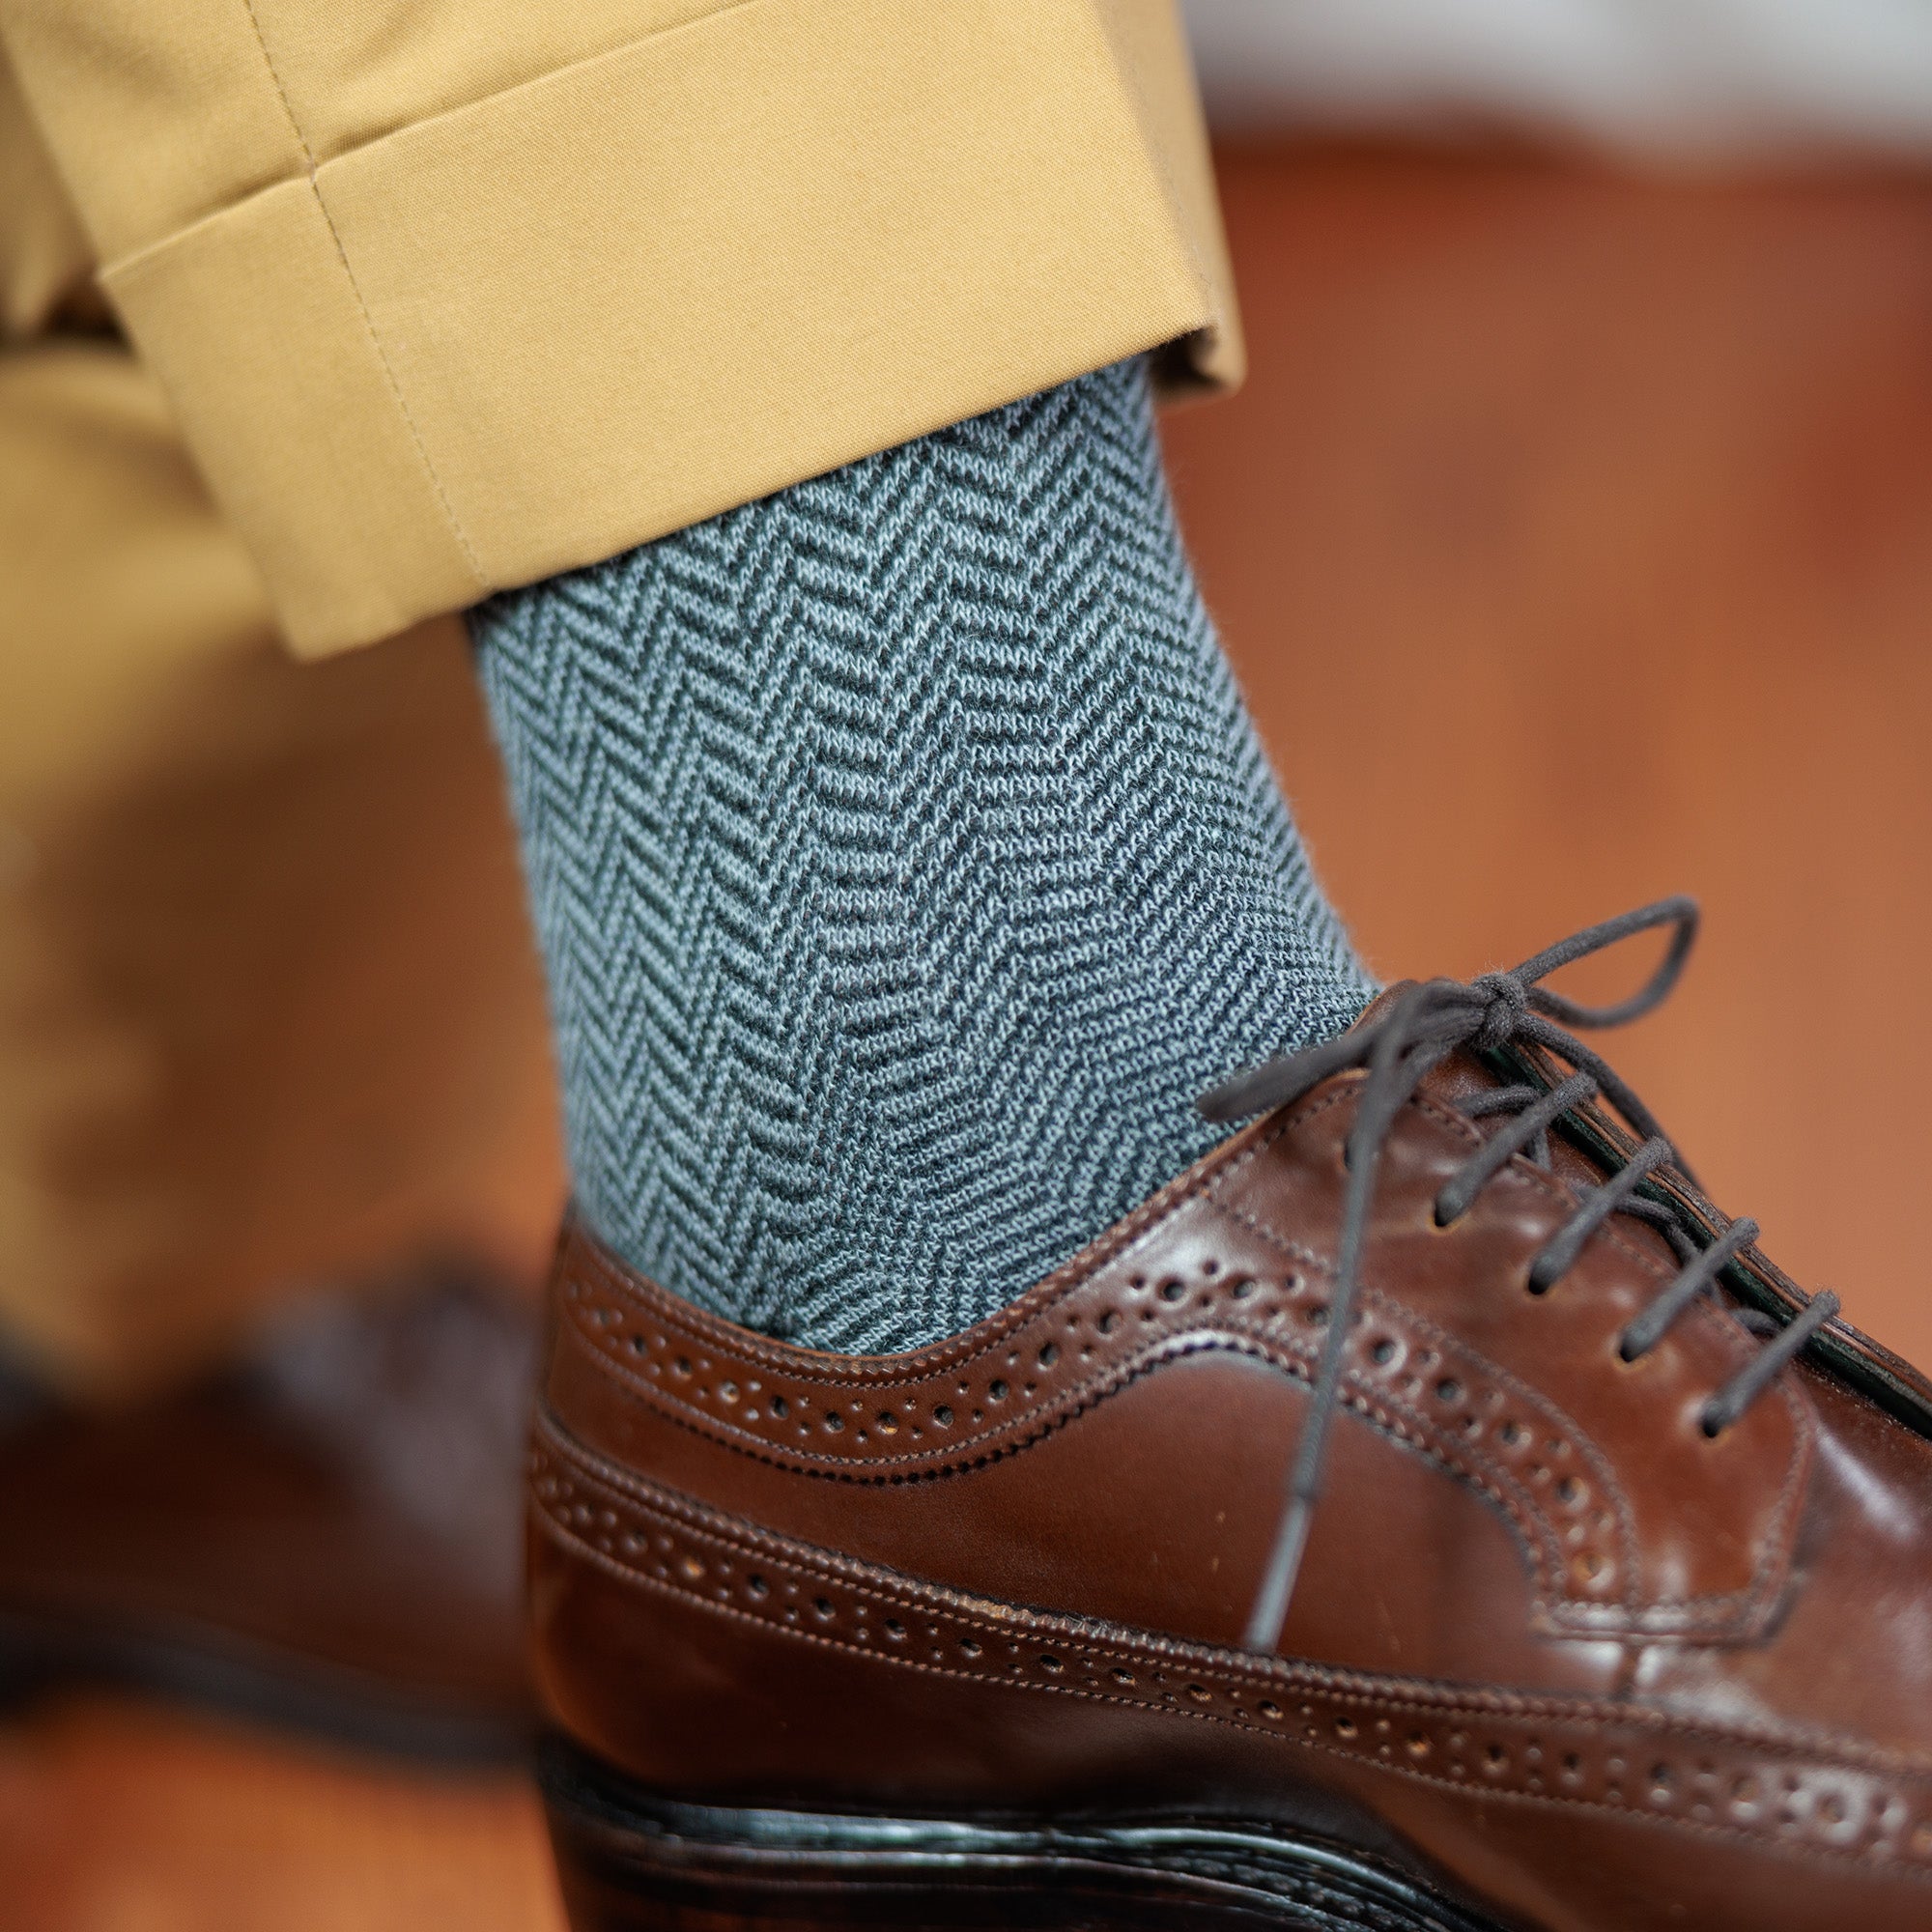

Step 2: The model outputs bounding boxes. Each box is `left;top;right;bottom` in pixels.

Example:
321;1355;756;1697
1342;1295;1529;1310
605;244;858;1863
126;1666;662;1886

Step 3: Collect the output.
1199;897;1841;1653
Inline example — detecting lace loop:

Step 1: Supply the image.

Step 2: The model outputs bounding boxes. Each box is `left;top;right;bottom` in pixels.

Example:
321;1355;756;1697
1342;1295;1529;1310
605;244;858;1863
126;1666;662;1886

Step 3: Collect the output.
1200;897;1834;1653
1618;1215;1759;1361
1702;1292;1840;1435
1529;1135;1675;1294
1435;1071;1595;1226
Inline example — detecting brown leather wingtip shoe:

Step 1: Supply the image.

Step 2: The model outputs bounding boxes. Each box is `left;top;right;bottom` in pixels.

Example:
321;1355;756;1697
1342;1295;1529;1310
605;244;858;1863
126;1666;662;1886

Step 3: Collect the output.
527;901;1932;1931
0;1272;535;1762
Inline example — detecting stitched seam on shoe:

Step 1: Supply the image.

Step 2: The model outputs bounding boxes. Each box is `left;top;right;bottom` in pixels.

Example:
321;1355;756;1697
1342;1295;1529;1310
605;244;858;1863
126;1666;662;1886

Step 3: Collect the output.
1401;1090;1817;1624
1219;1088;1812;1628
561;1075;1808;1629
554;1099;1345;1467
533;1417;1932;1767
530;1434;1932;1878
529;1422;1917;1770
561;1288;1541;1496
562;1197;1794;1634
561;1103;1319;1385
562;1255;1617;1606
1200;1195;1644;1626
557;1300;1633;1640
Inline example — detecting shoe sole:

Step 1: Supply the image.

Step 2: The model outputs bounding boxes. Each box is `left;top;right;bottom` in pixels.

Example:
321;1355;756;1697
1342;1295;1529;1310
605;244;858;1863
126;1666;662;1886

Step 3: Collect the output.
538;1734;1506;1932
0;1606;530;1766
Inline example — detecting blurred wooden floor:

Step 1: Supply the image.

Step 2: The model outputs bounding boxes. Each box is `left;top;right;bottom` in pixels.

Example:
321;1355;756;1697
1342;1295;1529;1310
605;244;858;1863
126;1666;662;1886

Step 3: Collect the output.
0;1701;563;1932
8;142;1932;1931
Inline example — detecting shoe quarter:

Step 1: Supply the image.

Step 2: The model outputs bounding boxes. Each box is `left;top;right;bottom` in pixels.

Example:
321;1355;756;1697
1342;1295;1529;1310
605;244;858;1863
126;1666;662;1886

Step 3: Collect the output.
1210;1080;1814;1640
547;1078;1812;1663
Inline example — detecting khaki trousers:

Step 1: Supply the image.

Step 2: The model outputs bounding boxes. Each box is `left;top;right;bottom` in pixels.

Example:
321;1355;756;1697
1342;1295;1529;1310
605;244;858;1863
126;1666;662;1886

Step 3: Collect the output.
0;6;1237;1390
0;331;569;1393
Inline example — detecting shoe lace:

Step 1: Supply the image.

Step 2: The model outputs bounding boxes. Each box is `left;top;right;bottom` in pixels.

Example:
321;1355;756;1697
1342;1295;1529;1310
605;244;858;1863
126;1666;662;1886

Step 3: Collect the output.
1198;896;1841;1654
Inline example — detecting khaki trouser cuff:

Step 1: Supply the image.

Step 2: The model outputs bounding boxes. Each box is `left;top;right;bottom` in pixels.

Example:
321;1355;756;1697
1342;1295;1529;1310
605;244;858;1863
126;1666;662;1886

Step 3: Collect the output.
94;0;1239;657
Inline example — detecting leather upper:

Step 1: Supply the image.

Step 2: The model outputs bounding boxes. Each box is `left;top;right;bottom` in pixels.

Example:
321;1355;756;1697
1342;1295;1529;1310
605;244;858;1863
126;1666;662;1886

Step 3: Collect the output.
529;1053;1932;1931
0;1276;532;1747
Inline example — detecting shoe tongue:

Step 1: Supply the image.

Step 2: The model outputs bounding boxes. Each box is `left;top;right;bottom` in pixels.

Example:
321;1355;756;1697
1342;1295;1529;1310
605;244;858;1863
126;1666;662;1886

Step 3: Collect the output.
1371;988;1687;1279
1340;980;1508;1114
1345;982;1410;1032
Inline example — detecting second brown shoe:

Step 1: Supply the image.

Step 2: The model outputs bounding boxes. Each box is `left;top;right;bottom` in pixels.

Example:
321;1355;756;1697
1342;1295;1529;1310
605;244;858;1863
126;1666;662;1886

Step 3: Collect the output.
0;1272;533;1760
527;902;1932;1930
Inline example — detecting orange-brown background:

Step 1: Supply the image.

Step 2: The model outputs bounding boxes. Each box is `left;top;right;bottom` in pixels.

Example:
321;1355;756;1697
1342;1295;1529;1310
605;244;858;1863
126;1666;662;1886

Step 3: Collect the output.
1178;143;1932;1373
7;138;1932;1932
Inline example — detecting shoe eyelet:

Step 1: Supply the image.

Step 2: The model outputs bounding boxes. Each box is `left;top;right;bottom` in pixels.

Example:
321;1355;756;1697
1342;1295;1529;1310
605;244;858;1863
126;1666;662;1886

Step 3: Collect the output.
1432;1195;1459;1230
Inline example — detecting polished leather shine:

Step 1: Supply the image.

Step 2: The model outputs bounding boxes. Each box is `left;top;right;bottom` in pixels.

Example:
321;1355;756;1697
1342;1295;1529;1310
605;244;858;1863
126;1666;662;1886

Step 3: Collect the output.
529;1048;1932;1930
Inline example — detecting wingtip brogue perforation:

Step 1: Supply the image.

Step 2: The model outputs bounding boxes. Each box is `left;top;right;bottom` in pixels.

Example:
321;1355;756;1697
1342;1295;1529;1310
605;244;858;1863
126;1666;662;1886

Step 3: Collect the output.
551;1070;1810;1647
530;1417;1932;1890
529;906;1932;1930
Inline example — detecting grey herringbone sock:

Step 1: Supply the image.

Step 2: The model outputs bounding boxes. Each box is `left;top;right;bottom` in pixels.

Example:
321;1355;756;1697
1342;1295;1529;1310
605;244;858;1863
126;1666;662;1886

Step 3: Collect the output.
472;359;1370;1352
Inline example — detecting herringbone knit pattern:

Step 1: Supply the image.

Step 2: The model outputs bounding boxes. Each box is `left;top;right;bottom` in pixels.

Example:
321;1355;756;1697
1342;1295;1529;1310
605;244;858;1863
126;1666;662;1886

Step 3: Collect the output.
473;360;1369;1353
